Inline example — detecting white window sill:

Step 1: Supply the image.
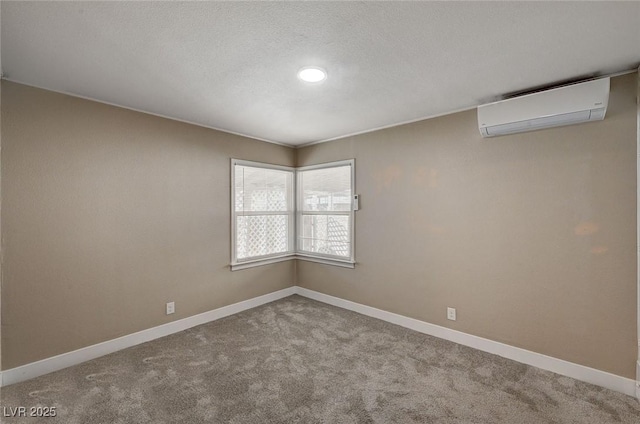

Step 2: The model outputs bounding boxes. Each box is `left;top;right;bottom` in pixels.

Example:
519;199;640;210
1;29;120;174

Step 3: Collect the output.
294;255;355;269
231;255;296;271
230;255;355;271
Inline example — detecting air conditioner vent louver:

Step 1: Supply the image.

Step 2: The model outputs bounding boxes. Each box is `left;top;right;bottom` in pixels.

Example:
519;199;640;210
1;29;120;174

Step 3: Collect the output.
478;78;609;138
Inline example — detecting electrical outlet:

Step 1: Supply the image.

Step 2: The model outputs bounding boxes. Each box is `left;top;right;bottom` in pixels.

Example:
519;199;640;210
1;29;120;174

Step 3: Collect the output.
166;301;175;315
447;307;456;321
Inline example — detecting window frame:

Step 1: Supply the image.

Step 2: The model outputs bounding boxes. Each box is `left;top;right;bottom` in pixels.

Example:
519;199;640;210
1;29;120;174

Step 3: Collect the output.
296;159;356;267
230;159;296;270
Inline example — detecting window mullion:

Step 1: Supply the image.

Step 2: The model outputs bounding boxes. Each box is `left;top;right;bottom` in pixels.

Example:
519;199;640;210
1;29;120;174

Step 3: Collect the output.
235;211;291;216
299;211;351;216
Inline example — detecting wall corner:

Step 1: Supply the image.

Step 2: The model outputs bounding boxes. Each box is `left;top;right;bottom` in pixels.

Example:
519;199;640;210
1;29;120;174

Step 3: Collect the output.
636;66;639;402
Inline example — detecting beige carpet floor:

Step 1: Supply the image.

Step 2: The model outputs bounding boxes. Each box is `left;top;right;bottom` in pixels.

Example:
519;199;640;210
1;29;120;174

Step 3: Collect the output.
1;295;639;423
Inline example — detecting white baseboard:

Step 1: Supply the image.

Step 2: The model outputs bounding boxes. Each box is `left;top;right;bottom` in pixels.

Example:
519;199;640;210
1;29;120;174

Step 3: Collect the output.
0;286;296;387
294;287;637;397
636;360;640;400
2;285;636;398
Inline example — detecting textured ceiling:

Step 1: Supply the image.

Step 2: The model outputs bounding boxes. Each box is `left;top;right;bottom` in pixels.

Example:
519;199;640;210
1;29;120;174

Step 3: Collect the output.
2;2;639;146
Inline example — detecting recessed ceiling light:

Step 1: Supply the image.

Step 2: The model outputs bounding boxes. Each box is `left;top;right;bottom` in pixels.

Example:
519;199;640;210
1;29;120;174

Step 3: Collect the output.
297;66;327;83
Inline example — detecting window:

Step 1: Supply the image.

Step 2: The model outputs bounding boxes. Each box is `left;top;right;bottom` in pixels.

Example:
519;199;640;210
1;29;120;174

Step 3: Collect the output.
231;160;295;269
231;159;355;270
297;160;355;265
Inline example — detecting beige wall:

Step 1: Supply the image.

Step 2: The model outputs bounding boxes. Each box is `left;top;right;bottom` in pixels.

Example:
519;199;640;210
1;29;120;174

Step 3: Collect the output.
636;69;640;384
0;81;296;370
2;74;637;379
296;73;638;379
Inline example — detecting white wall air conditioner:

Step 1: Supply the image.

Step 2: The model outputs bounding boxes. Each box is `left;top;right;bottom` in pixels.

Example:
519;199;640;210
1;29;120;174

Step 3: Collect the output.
477;77;610;138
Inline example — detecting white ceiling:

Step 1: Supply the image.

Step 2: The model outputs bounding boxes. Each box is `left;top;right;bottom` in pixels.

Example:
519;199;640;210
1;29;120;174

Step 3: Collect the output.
2;1;639;146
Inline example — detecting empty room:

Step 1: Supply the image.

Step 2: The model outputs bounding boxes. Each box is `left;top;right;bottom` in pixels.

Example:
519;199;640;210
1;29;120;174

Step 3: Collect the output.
0;1;639;423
